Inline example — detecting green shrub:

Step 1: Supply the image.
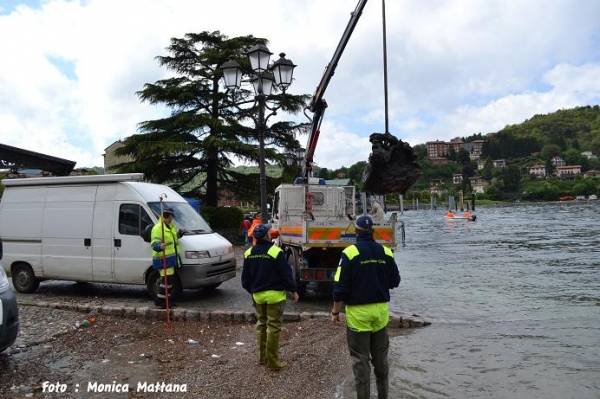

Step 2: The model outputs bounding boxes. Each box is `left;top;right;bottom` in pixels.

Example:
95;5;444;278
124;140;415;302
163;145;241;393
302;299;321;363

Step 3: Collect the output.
200;206;243;229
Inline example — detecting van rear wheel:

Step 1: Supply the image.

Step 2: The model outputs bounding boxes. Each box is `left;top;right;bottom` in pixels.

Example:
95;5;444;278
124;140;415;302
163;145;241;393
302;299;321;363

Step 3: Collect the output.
12;263;40;293
146;270;182;302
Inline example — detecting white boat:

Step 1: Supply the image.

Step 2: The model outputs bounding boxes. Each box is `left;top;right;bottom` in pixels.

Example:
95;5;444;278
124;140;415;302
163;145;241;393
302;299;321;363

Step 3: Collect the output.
589;194;598;200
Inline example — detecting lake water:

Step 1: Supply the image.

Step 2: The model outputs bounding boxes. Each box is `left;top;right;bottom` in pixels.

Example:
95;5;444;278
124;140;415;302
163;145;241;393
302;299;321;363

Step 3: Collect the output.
389;202;600;398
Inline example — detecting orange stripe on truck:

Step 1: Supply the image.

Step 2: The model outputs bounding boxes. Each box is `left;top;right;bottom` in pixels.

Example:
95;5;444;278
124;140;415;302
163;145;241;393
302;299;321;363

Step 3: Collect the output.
280;226;303;235
373;228;393;241
308;227;343;241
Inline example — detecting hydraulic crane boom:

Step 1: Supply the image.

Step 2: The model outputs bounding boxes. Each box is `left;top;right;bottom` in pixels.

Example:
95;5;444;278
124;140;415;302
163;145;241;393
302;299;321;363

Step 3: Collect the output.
301;0;420;195
303;0;368;179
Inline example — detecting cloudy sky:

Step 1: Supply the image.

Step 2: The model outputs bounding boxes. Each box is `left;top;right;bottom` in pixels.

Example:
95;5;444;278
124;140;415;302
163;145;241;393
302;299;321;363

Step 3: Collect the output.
1;0;600;169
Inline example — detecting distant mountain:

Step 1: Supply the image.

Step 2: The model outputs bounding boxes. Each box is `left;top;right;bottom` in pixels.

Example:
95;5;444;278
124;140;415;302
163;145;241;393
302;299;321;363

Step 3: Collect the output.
229;165;283;178
481;105;600;160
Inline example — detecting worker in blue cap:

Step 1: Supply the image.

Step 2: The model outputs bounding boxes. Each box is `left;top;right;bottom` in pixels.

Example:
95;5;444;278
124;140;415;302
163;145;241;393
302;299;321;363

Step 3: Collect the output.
241;223;299;370
331;215;401;399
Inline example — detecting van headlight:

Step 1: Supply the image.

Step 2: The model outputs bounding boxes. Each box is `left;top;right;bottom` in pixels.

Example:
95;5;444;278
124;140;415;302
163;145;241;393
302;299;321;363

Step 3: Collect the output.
185;251;210;259
226;246;234;254
0;266;9;292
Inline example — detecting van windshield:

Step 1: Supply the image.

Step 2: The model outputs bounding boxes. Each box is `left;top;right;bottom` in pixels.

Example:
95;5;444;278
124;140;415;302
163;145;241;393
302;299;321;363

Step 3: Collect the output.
147;202;212;234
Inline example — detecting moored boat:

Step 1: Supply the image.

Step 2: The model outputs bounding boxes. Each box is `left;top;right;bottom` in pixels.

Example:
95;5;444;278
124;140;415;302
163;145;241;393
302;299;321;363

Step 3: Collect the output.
560;195;576;201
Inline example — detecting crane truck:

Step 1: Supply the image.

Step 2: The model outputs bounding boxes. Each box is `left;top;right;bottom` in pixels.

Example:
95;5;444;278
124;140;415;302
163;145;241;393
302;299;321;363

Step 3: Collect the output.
271;0;404;297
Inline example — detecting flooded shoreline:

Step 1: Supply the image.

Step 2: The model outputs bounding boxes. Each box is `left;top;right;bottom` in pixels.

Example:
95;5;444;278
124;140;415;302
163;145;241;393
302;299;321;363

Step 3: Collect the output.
391;202;600;398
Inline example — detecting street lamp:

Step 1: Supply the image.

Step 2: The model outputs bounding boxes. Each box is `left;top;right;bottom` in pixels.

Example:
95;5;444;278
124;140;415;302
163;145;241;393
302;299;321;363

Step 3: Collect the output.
220;46;296;223
271;53;296;92
284;149;304;166
221;60;242;90
250;71;275;96
247;44;272;73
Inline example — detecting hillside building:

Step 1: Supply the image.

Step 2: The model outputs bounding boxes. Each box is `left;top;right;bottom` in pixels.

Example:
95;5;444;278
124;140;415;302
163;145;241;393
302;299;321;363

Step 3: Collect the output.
555;165;581;178
103;140;134;174
529;164;546;178
453;173;463;185
584;169;600;178
470;176;489;194
493;159;506;168
426;140;449;159
551;156;565;168
469;140;485;160
449;137;464;152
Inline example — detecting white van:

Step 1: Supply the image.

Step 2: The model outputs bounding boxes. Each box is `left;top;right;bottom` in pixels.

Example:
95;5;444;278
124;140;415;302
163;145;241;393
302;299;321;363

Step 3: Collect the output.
0;173;235;300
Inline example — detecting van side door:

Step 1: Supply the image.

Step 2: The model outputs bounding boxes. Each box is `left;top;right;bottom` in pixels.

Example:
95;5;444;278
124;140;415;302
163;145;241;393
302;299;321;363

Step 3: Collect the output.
91;185;116;282
42;186;96;281
113;203;154;284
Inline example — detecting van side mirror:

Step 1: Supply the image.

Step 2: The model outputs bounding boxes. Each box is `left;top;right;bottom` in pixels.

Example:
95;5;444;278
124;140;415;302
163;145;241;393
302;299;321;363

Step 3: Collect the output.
141;225;152;243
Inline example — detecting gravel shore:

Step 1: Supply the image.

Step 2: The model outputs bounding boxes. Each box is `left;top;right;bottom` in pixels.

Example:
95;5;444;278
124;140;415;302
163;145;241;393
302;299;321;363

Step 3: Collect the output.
0;306;353;399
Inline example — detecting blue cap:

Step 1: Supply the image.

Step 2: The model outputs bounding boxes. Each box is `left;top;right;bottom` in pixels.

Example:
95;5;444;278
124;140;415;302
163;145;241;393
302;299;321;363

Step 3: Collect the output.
253;224;271;239
355;215;374;231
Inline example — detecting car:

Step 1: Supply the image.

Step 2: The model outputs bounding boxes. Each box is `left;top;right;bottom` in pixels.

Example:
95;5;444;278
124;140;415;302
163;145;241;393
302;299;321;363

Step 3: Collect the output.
0;238;19;353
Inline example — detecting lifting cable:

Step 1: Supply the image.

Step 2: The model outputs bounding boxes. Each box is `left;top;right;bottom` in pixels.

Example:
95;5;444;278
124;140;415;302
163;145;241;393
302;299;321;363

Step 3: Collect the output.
381;0;390;135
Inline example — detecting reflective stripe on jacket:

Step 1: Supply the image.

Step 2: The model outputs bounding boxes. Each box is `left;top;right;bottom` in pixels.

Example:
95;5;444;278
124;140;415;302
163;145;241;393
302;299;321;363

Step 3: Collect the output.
151;218;181;270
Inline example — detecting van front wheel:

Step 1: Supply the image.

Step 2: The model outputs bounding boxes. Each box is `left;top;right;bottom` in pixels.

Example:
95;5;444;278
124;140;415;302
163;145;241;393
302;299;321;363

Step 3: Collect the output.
146;270;182;302
12;263;40;293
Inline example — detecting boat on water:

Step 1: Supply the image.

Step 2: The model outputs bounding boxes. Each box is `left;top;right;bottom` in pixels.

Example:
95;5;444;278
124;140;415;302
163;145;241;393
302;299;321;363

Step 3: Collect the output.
589;194;598;200
560;195;576;201
445;211;477;221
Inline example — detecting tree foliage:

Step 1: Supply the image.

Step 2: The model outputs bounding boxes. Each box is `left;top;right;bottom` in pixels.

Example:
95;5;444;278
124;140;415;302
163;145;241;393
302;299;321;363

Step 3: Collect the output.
115;31;309;206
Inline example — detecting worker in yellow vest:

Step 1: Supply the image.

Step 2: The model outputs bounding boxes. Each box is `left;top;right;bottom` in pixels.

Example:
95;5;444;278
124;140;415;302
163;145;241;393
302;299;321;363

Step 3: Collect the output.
332;215;401;399
150;208;183;308
241;224;299;370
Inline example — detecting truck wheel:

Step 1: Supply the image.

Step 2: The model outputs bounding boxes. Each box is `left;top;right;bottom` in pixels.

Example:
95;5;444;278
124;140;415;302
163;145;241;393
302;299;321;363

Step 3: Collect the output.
11;263;40;293
146;270;182;302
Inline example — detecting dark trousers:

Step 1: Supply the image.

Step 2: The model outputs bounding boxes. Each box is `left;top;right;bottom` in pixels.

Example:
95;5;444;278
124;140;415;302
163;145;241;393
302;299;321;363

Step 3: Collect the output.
346;327;389;399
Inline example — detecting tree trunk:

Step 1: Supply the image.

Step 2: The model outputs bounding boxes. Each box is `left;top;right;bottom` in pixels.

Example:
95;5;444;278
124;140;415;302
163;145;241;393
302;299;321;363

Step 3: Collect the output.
205;78;220;207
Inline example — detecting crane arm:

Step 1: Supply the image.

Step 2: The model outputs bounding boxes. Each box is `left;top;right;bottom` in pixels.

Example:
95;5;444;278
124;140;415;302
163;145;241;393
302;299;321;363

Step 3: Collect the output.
302;0;369;179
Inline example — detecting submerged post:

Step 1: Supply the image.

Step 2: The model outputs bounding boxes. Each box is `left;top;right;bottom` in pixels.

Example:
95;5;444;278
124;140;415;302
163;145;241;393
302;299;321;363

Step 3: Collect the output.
400;194;404;215
361;192;367;215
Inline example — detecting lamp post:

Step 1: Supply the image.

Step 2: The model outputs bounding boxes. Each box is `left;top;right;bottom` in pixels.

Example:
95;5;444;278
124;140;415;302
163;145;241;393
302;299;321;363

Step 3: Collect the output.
221;46;297;223
283;148;306;182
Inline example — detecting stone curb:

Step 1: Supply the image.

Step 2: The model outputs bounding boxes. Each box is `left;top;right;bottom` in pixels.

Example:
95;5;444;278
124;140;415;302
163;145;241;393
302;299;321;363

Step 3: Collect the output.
18;300;431;329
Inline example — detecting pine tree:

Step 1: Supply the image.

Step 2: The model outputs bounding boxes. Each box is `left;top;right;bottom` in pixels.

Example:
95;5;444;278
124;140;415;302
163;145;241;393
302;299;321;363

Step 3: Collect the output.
116;31;308;206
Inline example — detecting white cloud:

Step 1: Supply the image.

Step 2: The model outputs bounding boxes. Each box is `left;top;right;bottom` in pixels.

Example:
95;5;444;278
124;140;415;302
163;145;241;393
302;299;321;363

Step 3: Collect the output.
313;121;370;169
0;0;599;168
414;63;600;144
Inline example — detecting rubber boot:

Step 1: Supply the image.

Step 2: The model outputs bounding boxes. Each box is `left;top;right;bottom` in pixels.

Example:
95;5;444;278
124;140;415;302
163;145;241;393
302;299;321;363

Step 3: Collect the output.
257;329;267;365
266;329;286;370
265;302;285;370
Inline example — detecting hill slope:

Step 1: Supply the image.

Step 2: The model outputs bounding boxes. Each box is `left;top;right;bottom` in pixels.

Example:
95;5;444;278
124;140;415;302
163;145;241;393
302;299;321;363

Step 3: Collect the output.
481;105;600;159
